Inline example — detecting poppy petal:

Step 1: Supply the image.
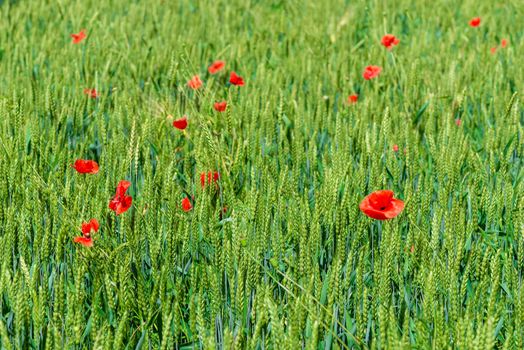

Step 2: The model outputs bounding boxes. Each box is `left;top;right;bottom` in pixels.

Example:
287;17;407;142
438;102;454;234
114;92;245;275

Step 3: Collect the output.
116;180;131;196
363;65;382;80
381;34;400;49
73;160;99;174
109;198;119;211
348;94;358;104
208;60;225;74
115;195;133;215
229;72;245;86
182;197;193;212
109;181;133;215
383;198;405;219
89;218;99;232
359;190;404;220
71;29;87;44
368;190;394;209
469;17;481;27
173;117;188;130
81;222;91;235
83;88;98;98
200;173;206;187
188;75;203;90
359;206;389;220
74;236;93;247
213;101;227;112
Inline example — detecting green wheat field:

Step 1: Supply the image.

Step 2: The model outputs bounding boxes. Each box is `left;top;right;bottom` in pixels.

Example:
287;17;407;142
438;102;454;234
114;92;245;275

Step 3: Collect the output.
0;0;523;349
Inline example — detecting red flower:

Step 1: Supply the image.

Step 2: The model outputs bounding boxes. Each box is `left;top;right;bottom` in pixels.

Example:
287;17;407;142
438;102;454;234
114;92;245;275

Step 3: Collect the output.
81;218;99;235
348;94;358;104
469;17;481;27
359;190;404;220
501;39;508;48
393;144;399;152
490;47;497;54
455;118;462;126
71;29;87;44
208;60;225;74
74;236;93;247
109;180;133;215
213;101;227;112
74;218;99;247
381;34;400;49
229;71;245;86
188;75;203;90
72;159;99;174
173;116;188;130
182;197;193;212
83;88;98;99
363;65;382;80
200;171;220;187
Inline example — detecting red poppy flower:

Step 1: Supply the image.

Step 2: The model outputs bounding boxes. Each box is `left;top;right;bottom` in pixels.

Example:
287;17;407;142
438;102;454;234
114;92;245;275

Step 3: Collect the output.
109;180;133;215
213;101;227;112
72;159;99;174
182;197;193;212
200;171;220;187
469;17;481;27
359;190;404;220
348;94;358;104
83;88;98;99
74;236;93;247
188;75;203;90
81;218;99;235
490;47;497;54
393;144;399;152
71;29;87;44
381;34;400;49
74;218;99;247
173;116;188;130
229;72;245;86
455;118;462;126
363;65;382;80
501;39;508;48
208;60;225;74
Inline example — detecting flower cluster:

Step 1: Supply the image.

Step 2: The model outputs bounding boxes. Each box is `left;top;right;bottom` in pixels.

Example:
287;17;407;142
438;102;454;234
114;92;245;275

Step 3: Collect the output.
73;17;509;248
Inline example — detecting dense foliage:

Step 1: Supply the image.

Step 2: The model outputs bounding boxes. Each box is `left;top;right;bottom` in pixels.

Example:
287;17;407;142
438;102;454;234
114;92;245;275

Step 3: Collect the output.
0;0;523;349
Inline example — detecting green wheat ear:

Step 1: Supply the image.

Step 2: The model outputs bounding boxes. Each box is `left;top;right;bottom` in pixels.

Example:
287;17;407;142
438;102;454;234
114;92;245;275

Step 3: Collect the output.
0;1;522;348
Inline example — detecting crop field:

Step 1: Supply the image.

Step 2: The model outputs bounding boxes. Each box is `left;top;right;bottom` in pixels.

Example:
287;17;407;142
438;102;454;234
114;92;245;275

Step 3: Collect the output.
0;0;523;349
